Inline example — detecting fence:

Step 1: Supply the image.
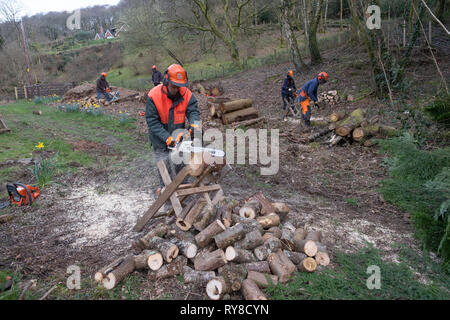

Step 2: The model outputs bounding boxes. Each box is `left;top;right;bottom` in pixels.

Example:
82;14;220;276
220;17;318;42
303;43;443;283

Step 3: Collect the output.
14;83;76;100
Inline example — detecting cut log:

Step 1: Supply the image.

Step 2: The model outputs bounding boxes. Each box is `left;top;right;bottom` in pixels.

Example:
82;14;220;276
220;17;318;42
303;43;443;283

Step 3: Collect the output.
267;251;296;283
214;223;245;249
222;107;258;125
297;257;317;272
195;219;226;248
225;247;257;263
352;124;380;142
363;139;378;147
194;249;227;271
247;271;278;288
254;237;282;261
182;266;216;285
219;99;253;114
241;279;268;300
102;255;135;290
315;251;330;266
250;191;276;215
231;214;264;233
178;199;196;221
134;250;163;271
243;261;271;273
280;227;295;251
233;229;263;250
329;111;346;122
95;257;125;283
231;117;265;130
206;277;230;300
378;124;397;137
308;127;333;142
216;200;238;227
171;239;198;259
265;226;282;239
148;256;187;281
305;231;322;242
132;223;169;252
218;264;247;291
176;198;207;231
335;108;366;136
32;110;42;115
265;237;282;252
194;204;217;232
283;250;307;265
271;202;290;215
256;213;280;229
293;239;318;257
239;199;262;219
261;233;274;242
207;96;231;104
147;236;179;263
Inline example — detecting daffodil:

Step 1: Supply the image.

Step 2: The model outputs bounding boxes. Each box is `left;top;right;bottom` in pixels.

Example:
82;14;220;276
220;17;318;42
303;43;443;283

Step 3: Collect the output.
36;142;44;149
119;111;123;114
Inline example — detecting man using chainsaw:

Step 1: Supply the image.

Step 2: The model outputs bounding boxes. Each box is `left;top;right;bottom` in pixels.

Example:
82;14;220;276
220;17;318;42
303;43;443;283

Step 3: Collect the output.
96;72;113;101
281;69;296;111
145;64;201;195
296;72;328;127
152;65;163;87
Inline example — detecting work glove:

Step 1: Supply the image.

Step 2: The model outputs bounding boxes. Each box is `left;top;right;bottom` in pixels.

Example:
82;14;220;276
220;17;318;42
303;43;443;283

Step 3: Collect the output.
166;136;176;148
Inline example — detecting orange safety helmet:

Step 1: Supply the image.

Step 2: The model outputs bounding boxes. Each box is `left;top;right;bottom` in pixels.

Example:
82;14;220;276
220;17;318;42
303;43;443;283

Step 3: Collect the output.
163;64;188;87
152;65;157;70
101;72;107;78
287;70;294;77
318;72;328;82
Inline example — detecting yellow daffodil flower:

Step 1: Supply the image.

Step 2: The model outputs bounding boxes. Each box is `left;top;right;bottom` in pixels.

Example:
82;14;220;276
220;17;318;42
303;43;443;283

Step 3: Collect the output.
36;142;44;149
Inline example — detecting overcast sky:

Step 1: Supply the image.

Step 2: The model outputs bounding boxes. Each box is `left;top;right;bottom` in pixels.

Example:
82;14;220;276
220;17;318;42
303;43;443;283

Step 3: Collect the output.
19;0;120;17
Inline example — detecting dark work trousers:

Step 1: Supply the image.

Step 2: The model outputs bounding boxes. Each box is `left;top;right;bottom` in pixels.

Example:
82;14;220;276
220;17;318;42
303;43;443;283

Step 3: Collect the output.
302;106;311;126
153;148;186;190
282;93;294;110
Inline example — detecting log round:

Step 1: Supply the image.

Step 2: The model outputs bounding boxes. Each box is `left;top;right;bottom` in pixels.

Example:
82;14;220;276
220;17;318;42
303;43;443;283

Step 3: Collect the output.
241;279;268;300
298;257;317;272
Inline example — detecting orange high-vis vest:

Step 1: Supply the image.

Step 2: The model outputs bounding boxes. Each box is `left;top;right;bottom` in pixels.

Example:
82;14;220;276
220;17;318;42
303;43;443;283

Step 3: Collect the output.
148;85;192;125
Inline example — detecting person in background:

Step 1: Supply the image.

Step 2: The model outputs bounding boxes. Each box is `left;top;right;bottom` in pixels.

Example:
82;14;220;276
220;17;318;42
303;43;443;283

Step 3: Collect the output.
296;72;328;127
96;72;112;101
152;65;163;87
281;69;296;111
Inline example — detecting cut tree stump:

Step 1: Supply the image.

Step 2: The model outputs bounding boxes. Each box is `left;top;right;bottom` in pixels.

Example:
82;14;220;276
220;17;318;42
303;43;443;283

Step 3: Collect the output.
102;255;135;290
247;271;278;288
194;249;227;271
241;279;268;300
182;266;216;285
194;219;226;248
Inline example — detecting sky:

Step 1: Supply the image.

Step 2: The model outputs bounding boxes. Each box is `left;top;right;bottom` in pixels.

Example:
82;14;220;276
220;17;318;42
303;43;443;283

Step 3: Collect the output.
18;0;121;17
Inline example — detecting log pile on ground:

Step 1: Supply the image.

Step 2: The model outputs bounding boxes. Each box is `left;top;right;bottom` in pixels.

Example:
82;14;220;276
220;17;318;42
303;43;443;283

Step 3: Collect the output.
318;90;339;106
207;96;260;126
307;108;398;147
192;82;224;97
95;191;332;300
61;83;142;106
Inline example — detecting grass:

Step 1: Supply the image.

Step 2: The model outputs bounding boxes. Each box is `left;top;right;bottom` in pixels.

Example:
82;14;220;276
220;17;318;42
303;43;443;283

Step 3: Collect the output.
345;197;360;207
265;244;450;300
0;100;145;186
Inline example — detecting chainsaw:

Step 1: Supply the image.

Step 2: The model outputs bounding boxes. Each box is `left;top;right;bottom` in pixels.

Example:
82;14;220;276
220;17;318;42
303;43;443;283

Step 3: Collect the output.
0;183;40;210
168;132;225;158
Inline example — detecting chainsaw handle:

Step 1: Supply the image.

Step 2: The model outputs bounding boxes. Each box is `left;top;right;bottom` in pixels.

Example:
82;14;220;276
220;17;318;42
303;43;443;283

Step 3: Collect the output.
13;182;33;206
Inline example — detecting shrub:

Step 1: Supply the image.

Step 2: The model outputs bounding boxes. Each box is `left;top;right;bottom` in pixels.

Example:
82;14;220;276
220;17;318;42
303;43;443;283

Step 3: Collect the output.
424;94;450;128
378;133;450;268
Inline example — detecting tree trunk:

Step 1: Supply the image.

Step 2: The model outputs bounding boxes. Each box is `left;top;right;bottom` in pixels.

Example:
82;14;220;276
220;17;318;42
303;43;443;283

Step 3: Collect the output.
265;226;282;239
280;0;306;71
95;257;126;283
170;239;198;259
330;111;346;122
231;214;264;233
241;279;268;300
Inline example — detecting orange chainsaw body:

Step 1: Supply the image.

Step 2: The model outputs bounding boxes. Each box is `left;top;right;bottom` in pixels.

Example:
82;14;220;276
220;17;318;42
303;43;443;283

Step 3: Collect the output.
7;183;40;206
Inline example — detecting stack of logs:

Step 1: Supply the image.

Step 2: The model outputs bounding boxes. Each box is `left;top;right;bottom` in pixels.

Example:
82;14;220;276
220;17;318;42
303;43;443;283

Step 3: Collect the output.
193;83;224;97
309;108;398;147
94;192;331;300
207;96;260;126
318;90;339;106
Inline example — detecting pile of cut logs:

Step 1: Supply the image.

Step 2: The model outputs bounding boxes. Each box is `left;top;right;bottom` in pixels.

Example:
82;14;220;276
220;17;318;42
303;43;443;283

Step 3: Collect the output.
192;82;224;97
207;96;260;126
94;191;331;300
318;90;339;105
308;108;398;147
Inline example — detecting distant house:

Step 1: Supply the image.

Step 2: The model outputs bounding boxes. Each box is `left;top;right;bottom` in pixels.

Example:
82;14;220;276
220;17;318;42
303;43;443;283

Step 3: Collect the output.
94;33;103;40
94;26;115;40
104;29;114;39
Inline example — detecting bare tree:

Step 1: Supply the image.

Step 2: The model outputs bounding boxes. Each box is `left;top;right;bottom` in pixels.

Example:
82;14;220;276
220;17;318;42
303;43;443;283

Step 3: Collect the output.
280;0;306;72
303;0;324;65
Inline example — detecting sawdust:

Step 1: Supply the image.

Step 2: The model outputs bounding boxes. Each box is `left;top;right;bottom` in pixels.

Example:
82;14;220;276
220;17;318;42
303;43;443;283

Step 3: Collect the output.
55;184;155;249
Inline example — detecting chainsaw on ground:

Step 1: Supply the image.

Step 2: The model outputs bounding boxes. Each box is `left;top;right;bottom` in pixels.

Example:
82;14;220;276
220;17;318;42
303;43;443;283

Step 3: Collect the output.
0;183;40;210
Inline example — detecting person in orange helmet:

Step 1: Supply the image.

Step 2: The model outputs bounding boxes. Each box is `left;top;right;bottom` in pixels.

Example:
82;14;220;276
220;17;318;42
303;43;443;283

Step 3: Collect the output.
296;72;328;127
96;72;112;101
145;64;201;195
152;65;163;87
281;69;296;111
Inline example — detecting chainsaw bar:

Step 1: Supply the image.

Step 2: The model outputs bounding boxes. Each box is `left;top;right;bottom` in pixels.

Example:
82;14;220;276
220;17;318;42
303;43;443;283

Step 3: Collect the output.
169;141;225;157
